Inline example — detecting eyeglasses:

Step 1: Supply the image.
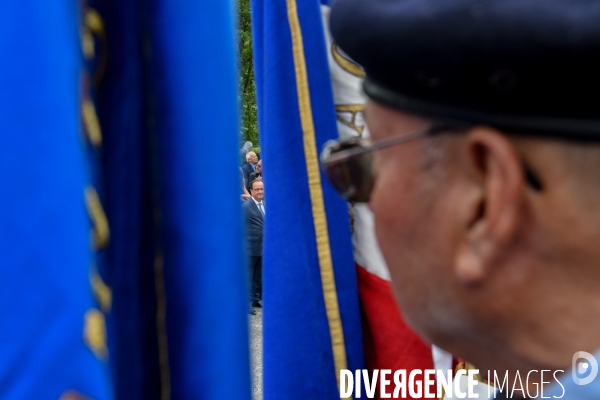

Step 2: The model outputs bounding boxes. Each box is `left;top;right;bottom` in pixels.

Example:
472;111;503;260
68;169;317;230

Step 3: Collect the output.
319;125;455;202
320;124;544;203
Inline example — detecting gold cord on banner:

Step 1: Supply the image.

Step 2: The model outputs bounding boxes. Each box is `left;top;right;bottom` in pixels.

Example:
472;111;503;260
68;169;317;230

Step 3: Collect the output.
285;1;351;398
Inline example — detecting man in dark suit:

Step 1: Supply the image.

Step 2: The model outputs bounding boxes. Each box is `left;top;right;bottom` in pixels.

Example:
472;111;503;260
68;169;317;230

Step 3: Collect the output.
247;159;262;192
243;179;265;314
241;151;258;187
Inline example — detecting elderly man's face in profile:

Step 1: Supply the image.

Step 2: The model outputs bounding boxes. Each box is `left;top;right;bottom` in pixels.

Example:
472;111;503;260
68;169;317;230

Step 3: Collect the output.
248;152;258;164
363;95;600;376
364;101;460;346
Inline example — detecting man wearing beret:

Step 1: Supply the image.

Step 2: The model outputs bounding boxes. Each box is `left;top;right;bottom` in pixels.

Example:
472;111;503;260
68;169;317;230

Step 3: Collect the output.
321;0;600;398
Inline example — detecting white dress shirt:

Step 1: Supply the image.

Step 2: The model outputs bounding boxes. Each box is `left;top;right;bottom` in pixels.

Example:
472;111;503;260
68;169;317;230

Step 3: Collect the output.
252;197;265;215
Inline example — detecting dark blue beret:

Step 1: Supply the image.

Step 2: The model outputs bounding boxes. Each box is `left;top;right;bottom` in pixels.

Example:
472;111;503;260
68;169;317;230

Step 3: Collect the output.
330;0;600;140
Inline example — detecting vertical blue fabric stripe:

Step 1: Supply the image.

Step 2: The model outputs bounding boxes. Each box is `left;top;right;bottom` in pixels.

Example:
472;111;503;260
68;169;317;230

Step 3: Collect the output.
147;0;252;399
0;1;112;398
93;0;161;398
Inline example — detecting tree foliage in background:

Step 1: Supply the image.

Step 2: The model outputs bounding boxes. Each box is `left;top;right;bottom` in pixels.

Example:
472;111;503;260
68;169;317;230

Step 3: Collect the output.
238;0;259;151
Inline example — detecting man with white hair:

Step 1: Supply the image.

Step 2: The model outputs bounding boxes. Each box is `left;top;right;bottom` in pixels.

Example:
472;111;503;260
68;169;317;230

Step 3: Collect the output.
242;151;258;188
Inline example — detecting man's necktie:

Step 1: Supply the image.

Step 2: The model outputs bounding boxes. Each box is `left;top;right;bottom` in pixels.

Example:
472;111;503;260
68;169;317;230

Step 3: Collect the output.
258;202;265;216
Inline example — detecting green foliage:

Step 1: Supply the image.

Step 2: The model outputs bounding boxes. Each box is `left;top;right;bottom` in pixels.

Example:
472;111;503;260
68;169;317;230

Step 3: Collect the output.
238;0;259;148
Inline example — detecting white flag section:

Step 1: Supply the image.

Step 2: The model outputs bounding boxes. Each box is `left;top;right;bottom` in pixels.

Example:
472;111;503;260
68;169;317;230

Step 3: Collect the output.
319;5;390;280
432;345;454;376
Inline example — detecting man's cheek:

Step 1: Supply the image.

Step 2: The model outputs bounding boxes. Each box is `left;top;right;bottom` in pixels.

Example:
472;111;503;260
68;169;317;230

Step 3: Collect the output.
371;185;411;253
371;205;403;250
372;167;406;211
373;211;408;276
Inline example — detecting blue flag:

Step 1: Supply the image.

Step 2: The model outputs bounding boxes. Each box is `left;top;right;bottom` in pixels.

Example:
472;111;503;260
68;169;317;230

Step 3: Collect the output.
146;1;252;398
91;0;161;398
0;0;252;399
252;0;365;397
95;0;252;399
0;1;113;398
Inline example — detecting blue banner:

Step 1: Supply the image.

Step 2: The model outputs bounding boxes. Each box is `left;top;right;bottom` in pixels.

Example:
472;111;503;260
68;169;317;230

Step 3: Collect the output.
0;1;112;398
97;0;253;398
0;0;252;398
147;0;252;398
252;0;365;397
92;0;160;398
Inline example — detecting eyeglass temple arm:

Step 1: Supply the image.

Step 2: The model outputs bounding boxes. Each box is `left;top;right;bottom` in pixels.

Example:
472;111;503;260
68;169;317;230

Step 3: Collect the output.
324;124;453;165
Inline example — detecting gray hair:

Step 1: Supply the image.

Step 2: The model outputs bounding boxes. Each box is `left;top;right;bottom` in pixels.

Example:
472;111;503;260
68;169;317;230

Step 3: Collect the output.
245;151;255;162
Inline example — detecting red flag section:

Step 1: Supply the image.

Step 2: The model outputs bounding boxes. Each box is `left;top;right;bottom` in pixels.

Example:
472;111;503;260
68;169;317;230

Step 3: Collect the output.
357;264;436;399
357;264;433;373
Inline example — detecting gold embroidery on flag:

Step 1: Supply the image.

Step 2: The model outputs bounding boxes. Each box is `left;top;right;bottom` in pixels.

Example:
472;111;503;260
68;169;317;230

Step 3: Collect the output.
81;31;95;60
90;267;112;312
332;42;365;78
285;1;351;398
81;8;108;87
335;104;365;136
84;308;108;359
85;187;110;249
82;98;102;147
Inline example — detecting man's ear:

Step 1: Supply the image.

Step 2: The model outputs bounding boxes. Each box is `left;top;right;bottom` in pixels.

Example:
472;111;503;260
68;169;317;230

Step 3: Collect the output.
454;126;525;286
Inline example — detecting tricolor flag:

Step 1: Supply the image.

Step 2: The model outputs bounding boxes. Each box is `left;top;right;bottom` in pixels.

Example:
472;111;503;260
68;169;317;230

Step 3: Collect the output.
253;0;454;398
